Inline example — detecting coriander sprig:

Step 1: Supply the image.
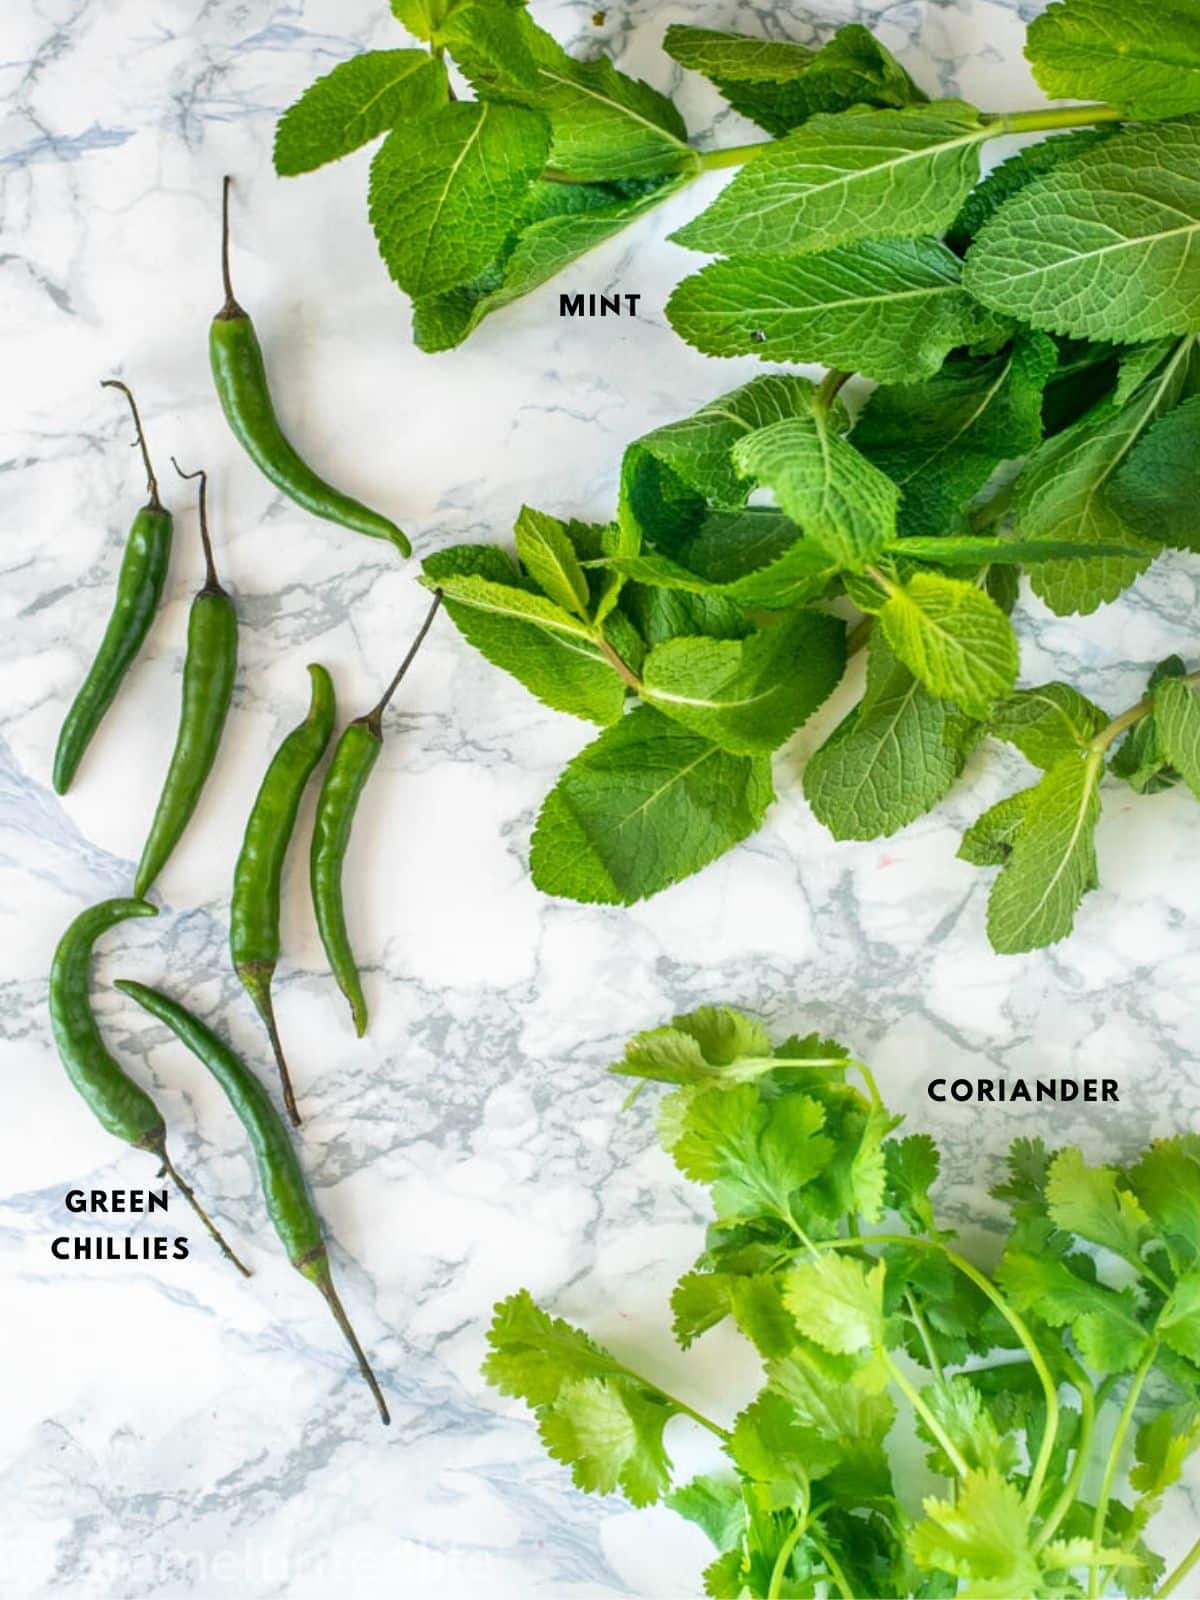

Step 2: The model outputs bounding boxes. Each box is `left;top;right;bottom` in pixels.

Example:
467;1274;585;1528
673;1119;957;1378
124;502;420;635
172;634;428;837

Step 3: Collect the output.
485;1005;1200;1599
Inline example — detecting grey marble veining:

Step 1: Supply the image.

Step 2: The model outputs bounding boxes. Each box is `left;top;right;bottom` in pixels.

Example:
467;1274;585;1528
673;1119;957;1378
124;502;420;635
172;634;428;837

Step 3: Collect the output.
2;1;1198;1595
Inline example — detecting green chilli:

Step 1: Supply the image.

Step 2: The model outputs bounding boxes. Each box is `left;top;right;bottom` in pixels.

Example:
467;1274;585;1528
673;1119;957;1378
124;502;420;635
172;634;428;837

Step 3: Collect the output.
134;465;237;900
210;177;409;557
231;662;336;1126
311;592;442;1036
49;898;249;1275
115;979;390;1425
53;381;173;794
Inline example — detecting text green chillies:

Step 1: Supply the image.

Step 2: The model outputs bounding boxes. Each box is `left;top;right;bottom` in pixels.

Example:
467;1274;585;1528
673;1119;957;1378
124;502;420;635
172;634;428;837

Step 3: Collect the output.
231;663;336;1125
311;592;442;1035
53;381;173;795
116;979;390;1425
49;898;249;1275
134;465;237;900
210;177;409;557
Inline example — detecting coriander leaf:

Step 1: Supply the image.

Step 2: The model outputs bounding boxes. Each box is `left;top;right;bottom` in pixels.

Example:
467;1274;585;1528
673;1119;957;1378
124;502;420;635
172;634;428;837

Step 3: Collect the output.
993;1137;1054;1215
909;1469;1038;1590
667;238;1006;383
1045;1146;1152;1264
667;1475;746;1552
369;100;551;298
853;333;1056;539
530;707;774;904
442;4;694;181
886;1135;940;1234
879;572;1019;718
989;683;1108;771
274;50;449;176
729;1275;802;1360
513;505;590;617
483;1289;626;1405
1027;0;1200;120
1160;1269;1200;1364
985;751;1103;954
671;1271;733;1348
673;103;986;257
632;374;820;507
421;547;625;724
614;1005;774;1088
1155;675;1200;797
539;1377;675;1505
732;415;899;570
783;1255;886;1356
412;172;689;351
1014;338;1196;615
641;614;845;756
767;1349;896;1497
996;1247;1151;1372
1109;395;1200;552
663;23;925;138
958;790;1031;867
730;1391;833;1508
669;1084;834;1225
918;1376;1017;1478
1131;1403;1200;1498
805;630;980;841
963;121;1200;343
947;129;1117;251
1128;1136;1200;1274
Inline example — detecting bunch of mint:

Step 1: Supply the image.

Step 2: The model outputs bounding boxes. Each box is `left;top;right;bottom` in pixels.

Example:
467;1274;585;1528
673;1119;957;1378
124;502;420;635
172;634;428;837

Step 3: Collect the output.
485;1006;1200;1599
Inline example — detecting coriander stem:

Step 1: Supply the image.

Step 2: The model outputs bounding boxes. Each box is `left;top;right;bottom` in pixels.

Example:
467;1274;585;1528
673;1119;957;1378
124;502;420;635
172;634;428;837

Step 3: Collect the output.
609;1357;729;1441
905;1291;945;1384
818;1234;1060;1507
768;1513;809;1599
983;102;1126;135
1089;1340;1159;1600
1033;1365;1108;1551
769;1054;883;1107
1156;1534;1200;1599
810;1529;855;1600
882;1347;970;1479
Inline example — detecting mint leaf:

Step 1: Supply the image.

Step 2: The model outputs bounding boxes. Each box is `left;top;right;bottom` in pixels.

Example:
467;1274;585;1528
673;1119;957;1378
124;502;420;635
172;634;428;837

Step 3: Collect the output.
1013;339;1196;615
805;630;979;840
985;752;1103;954
1027;0;1200;120
853;333;1056;539
631;374;819;507
273;50;448;177
673;103;985;256
668;239;1005;383
989;683;1108;770
732;415;899;570
948;129;1116;250
422;545;625;725
964;122;1200;343
893;534;1137;567
663;23;925;138
879;572;1019;718
641;614;846;756
513;505;590;617
530;707;774;904
368;100;551;297
391;0;461;39
1109;395;1200;552
958;790;1031;868
1155;675;1200;797
412;173;688;351
604;540;840;613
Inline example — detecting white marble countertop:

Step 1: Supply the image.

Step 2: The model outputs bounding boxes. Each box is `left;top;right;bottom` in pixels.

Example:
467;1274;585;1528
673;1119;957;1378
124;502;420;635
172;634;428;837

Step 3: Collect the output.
3;1;1199;1595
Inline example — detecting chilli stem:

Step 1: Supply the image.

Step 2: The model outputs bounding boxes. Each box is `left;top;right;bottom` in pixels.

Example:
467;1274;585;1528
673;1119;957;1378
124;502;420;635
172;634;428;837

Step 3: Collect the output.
172;459;221;592
158;1146;251;1277
101;378;161;510
313;1262;391;1425
219;174;242;317
245;971;300;1127
362;589;443;736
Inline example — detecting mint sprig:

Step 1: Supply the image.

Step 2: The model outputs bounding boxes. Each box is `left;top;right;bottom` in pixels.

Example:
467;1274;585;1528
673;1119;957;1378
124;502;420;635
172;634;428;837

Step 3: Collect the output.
484;1006;1200;1599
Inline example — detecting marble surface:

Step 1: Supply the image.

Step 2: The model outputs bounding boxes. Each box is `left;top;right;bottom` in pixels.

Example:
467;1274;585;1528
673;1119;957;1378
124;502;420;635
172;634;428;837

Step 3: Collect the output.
3;1;1199;1595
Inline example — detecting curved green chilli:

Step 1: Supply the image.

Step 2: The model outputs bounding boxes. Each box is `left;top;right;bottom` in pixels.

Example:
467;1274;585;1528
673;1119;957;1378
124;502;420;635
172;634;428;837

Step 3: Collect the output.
231;663;336;1126
115;979;390;1426
311;592;442;1036
210;177;409;557
49;898;248;1275
134;466;237;899
54;381;173;794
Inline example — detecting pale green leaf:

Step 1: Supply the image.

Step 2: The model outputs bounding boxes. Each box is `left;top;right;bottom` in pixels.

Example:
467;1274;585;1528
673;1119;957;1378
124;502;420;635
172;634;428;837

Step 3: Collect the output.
641;614;846;755
909;1469;1037;1589
669;1084;834;1226
483;1288;626;1405
1128;1136;1200;1275
274;50;449;175
879;572;1019;717
1155;674;1200;797
783;1254;886;1356
530;707;775;904
986;752;1104;954
1046;1147;1152;1263
391;0;462;40
668;238;1006;383
964;121;1200;343
733;414;899;570
539;1378;675;1505
1027;0;1200;119
673;102;985;256
369;100;551;297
